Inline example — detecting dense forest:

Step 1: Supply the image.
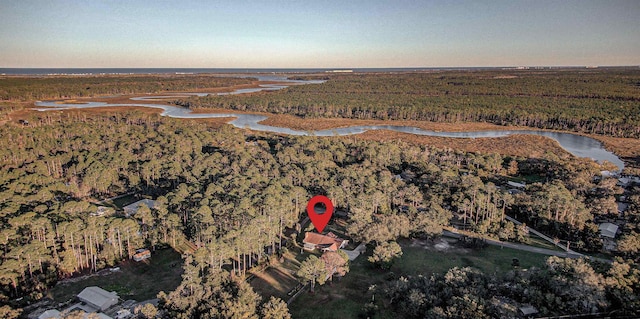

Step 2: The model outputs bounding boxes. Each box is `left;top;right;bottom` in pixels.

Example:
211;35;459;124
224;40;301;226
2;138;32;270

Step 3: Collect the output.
178;69;640;138
0;108;638;318
0;75;253;101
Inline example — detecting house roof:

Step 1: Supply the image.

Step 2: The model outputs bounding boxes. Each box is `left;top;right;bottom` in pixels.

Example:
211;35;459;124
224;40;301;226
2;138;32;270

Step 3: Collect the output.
519;305;538;315
599;223;619;238
507;181;526;188
77;286;118;311
123;199;156;215
303;232;345;248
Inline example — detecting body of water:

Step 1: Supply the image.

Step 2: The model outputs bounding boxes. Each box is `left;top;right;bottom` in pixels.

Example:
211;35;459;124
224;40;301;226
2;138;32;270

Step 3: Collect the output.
2;67;528;76
33;78;625;171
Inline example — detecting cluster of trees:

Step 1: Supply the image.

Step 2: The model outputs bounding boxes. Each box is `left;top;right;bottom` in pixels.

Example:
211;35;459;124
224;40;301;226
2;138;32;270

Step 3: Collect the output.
297;250;349;292
0;106;633;316
0;75;253;101
159;256;291;319
181;69;640;137
380;257;640;318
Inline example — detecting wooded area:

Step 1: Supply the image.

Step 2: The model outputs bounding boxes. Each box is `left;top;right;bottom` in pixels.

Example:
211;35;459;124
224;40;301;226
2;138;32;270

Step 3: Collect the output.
180;69;640;138
0;75;253;101
0;71;639;318
0;109;638;317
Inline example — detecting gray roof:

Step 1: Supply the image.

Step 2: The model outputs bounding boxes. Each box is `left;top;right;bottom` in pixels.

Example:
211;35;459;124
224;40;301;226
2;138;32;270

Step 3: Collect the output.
519;305;538;315
618;202;629;213
122;199;156;216
507;181;526;189
599;223;619;238
77;286;118;311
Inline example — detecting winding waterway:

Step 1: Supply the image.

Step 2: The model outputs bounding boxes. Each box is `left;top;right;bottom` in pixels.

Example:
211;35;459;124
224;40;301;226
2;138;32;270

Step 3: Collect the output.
34;77;624;171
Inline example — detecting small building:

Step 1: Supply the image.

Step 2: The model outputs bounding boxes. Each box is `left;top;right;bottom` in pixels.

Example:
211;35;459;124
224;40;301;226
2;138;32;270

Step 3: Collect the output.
507;181;526;189
599;223;619;239
303;232;348;252
518;305;538;318
133;248;151;261
123;199;156;217
77;286;119;311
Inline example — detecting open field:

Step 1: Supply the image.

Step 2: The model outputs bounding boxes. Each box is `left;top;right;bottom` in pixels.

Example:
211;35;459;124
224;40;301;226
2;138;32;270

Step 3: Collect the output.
289;238;550;318
48;248;183;303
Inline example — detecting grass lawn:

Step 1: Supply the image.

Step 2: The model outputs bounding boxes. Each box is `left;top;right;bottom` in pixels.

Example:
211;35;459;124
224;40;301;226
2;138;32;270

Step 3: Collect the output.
392;238;548;276
289;237;550;319
48;248;183;303
289;252;395;319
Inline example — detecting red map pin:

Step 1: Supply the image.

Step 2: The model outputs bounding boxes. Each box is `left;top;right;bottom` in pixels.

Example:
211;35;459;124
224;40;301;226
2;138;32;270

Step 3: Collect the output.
306;195;334;233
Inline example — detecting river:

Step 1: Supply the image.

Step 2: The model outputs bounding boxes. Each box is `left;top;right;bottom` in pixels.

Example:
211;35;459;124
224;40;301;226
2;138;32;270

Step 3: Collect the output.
33;77;624;171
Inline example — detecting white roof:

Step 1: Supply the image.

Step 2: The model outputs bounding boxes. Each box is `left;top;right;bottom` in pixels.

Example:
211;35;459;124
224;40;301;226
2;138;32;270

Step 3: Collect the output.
39;309;61;319
77;286;118;311
123;199;156;215
507;181;526;188
599;223;619;238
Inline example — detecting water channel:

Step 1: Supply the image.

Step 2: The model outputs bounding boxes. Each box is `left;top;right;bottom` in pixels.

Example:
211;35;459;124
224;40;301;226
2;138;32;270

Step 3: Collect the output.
34;77;625;171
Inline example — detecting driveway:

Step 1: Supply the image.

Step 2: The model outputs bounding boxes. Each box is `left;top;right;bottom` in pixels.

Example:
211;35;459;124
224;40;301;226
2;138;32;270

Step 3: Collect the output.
341;243;366;261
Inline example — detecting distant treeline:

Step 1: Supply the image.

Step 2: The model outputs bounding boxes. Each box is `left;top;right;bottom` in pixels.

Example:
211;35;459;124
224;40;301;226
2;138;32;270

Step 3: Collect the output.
0;75;253;101
180;70;640;138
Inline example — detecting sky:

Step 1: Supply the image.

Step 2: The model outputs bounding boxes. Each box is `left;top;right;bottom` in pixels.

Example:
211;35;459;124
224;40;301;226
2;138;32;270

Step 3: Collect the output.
0;0;638;68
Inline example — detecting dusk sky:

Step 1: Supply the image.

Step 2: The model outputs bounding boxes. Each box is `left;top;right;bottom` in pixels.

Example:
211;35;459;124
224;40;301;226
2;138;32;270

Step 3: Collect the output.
1;0;638;68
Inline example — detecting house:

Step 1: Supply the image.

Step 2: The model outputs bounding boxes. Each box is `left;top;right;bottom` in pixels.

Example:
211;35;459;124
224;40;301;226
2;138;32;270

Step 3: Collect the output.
599;223;619;239
123;199;156;217
303;232;348;252
133;248;151;261
518;305;538;318
77;286;119;311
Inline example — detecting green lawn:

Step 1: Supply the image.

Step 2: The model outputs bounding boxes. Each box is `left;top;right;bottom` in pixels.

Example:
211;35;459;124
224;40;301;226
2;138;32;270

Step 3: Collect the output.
289;252;395;319
48;248;183;303
392;240;547;276
289;238;550;318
